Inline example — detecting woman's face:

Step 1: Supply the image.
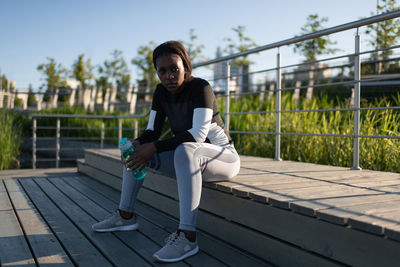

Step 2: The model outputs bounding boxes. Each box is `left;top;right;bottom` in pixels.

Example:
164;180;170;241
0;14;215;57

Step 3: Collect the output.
156;53;186;94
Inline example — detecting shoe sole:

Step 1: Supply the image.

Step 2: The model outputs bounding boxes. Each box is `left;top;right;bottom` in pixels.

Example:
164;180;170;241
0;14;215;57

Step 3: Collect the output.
92;223;139;232
153;246;199;263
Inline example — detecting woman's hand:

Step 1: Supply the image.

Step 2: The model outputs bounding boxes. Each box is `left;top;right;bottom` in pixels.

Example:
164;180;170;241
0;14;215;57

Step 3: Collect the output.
121;139;141;168
125;142;157;172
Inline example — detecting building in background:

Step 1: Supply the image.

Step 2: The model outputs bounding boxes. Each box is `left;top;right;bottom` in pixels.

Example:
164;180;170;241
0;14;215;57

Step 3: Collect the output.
213;47;250;94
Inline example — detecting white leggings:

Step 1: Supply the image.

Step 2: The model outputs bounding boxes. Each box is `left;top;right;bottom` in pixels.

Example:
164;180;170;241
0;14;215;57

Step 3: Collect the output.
119;142;240;231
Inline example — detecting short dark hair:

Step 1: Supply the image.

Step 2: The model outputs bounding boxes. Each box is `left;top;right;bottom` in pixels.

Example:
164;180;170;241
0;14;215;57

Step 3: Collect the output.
153;41;192;80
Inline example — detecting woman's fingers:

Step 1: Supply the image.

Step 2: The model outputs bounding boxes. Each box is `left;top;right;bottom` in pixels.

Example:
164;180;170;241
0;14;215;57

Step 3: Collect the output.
125;155;145;171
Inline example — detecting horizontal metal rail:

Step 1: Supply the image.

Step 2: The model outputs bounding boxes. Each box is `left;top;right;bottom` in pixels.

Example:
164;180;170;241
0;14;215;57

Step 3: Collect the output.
30;11;400;171
193;10;400;67
29;112;149;119
191;11;400;171
31;113;148;168
226;106;400;116
230;130;400;140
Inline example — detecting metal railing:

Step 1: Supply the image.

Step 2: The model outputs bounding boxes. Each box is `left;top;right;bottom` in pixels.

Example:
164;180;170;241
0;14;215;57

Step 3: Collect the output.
192;9;400;170
29;10;400;170
29;113;148;169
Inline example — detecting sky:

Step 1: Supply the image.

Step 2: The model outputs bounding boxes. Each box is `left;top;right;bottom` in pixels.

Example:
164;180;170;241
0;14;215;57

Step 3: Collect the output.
0;0;381;90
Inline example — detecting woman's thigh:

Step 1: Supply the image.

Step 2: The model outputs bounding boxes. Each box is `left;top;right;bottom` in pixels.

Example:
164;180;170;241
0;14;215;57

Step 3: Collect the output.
174;142;240;182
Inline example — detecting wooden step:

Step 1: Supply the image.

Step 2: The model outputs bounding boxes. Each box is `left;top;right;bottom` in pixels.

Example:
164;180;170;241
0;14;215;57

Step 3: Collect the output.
78;148;400;266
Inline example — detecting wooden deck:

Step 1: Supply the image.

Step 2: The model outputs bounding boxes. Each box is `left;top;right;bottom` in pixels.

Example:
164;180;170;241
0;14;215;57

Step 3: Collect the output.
0;168;269;267
2;149;400;266
78;149;400;266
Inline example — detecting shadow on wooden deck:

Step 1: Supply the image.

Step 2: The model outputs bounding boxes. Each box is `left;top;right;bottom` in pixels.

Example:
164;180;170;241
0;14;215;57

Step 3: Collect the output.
78;149;400;266
0;168;269;266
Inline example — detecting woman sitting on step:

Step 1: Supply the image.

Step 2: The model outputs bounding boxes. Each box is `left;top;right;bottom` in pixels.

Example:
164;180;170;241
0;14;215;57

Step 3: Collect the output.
92;40;240;263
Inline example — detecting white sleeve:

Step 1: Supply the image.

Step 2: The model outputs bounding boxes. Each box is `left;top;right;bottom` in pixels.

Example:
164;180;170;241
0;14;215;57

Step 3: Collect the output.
188;108;213;142
146;110;157;131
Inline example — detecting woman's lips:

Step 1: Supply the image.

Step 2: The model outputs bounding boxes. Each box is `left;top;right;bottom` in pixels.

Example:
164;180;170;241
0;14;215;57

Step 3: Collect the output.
167;83;177;88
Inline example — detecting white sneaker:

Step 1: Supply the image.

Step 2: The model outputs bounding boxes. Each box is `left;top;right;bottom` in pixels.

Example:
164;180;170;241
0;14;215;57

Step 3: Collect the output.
153;231;199;262
92;210;138;232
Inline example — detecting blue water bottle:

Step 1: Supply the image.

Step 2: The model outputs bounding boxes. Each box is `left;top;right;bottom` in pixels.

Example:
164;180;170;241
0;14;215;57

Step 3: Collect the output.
119;137;146;180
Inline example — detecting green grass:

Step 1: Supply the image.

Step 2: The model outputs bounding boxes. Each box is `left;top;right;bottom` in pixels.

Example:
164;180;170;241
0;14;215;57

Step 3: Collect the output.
0;110;22;170
6;93;400;173
224;93;400;173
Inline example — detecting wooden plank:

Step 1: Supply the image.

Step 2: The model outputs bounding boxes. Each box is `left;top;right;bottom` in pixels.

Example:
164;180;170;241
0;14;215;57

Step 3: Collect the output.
58;176;221;267
79;150;400;265
32;177;151;267
0;168;77;180
66;176;269;267
290;192;400;217
80;164;400;265
49;177;188;267
315;200;400;226
231;176;400;198
0;180;36;266
135;201;270;267
62;176;117;212
78;159;122;191
143;170;179;200
137;187;341;267
4;179;74;266
250;185;378;209
170;179;400;266
375;184;400;192
18;178;113;267
86;148;120;160
348;209;400;236
384;224;400;242
84;151;123;178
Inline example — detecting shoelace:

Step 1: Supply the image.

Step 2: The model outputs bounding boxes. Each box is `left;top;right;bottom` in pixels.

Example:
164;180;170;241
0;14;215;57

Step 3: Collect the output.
165;231;188;248
164;231;178;244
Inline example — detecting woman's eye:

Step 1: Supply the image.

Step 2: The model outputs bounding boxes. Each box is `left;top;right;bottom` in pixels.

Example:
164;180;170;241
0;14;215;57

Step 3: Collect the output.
172;67;178;72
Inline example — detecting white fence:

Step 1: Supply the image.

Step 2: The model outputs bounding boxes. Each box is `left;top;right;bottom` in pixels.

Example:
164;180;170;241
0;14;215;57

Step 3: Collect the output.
1;84;142;113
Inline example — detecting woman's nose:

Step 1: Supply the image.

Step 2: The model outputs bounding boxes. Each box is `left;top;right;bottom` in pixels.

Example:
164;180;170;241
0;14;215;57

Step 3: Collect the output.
167;72;175;79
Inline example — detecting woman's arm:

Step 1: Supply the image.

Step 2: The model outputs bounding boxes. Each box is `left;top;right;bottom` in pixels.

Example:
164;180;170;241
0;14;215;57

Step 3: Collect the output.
154;80;215;152
123;87;165;171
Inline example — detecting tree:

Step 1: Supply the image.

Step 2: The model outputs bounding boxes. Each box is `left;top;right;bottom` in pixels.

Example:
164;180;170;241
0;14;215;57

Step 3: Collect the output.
293;14;338;62
27;84;37;107
1;74;8;91
365;0;400;72
72;53;94;88
181;28;205;63
223;25;258;93
37;57;68;102
96;49;131;91
293;14;339;100
131;41;158;100
223;25;258;67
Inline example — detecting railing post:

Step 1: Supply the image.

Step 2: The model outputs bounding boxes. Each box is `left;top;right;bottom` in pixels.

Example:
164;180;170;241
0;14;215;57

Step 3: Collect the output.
32;118;37;169
352;31;362;170
275;51;282;161
100;119;105;149
56;118;60;168
225;61;231;131
134;120;138;139
118;119;122;142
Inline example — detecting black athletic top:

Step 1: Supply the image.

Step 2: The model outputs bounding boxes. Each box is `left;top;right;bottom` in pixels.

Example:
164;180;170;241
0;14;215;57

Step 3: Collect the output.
137;77;232;152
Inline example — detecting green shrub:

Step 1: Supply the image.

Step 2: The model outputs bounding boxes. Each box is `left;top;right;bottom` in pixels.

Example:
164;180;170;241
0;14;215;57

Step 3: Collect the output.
0;111;21;170
14;93;400;173
225;93;400;173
